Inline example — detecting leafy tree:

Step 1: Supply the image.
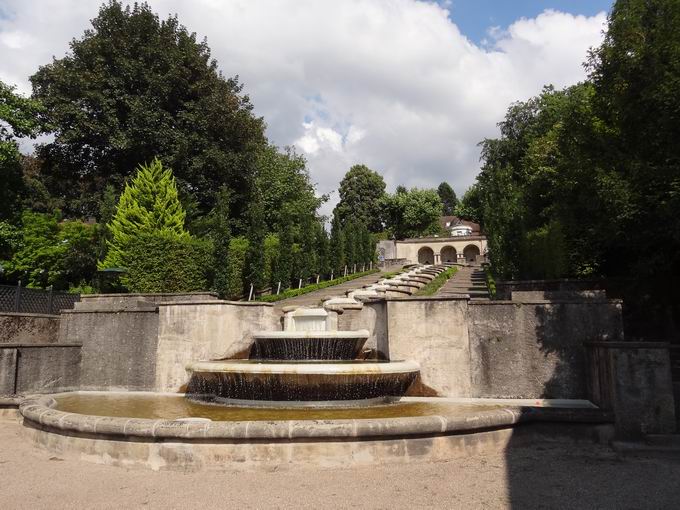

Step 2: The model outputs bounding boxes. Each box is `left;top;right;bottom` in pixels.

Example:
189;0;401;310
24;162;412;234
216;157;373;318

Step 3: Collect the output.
315;222;330;277
334;164;386;232
225;237;248;299
437;182;458;215
381;188;442;239
31;1;266;217
455;184;483;224
2;211;97;289
0;81;44;221
256;145;324;233
329;213;345;275
208;186;231;298
243;190;266;293
274;226;293;290
101;158;188;269
263;233;279;290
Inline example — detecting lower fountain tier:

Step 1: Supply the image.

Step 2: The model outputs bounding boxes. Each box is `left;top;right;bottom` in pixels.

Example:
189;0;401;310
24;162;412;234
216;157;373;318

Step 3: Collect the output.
186;360;420;404
251;330;370;360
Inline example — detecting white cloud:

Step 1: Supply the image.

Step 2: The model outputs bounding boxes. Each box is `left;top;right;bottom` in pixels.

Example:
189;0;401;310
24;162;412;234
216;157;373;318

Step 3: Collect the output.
0;1;607;218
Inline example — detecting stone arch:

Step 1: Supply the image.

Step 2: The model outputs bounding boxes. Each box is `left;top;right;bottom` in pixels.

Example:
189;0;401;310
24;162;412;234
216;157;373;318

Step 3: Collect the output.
463;244;480;263
417;246;435;264
440;245;457;263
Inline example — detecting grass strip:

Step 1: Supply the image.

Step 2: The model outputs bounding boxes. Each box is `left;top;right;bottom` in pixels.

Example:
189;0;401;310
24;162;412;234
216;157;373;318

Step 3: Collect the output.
257;269;380;303
415;266;458;296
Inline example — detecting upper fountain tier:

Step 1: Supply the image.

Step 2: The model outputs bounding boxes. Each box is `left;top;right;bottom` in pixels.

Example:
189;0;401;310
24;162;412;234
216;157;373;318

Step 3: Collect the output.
251;307;369;360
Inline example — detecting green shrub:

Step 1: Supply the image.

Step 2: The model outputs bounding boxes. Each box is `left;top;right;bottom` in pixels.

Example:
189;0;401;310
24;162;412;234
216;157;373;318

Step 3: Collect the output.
121;233;212;293
416;267;458;296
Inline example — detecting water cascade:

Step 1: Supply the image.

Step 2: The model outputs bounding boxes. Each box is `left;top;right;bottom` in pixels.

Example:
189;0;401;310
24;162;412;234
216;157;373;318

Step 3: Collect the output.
186;307;420;406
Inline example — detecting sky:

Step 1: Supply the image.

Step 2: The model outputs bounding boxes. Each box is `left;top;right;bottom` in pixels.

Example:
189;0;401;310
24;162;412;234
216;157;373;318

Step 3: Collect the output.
0;0;613;216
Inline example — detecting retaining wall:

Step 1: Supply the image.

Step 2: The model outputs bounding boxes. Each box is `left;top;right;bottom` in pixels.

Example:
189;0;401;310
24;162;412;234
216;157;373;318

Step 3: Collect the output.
0;344;81;395
0;312;60;344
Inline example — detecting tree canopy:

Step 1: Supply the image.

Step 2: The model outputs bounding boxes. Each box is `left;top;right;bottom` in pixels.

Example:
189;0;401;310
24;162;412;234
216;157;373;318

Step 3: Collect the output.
30;0;266;218
437;182;458;216
101;158;188;269
381;188;442;239
333;164;386;232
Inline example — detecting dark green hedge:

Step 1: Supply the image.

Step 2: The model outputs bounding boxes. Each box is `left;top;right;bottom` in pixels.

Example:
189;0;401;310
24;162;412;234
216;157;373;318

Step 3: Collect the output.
121;233;213;293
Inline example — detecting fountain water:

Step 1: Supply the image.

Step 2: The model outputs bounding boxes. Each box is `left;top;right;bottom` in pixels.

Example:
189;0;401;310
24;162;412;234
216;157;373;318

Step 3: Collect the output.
186;307;420;406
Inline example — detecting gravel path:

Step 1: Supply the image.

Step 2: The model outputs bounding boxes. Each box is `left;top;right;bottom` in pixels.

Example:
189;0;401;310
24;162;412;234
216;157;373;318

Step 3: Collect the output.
2;422;680;509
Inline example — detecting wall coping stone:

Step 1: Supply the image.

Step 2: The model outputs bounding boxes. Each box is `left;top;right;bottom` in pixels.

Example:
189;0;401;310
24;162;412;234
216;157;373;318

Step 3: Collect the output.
397;235;486;243
385;295;470;302
469;299;623;305
19;393;612;442
585;341;670;349
0;312;60;319
60;308;159;315
81;292;218;299
157;300;273;307
0;343;82;348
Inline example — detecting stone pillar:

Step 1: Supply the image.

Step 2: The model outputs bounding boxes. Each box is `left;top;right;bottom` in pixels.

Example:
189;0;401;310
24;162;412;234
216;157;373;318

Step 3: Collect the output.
587;341;676;438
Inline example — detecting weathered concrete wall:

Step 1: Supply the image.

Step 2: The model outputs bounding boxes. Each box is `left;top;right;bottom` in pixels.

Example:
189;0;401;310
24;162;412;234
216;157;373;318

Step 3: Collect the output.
386;297;471;397
60;309;159;391
155;301;279;392
75;292;218;311
336;301;387;358
0;345;81;395
0;313;59;344
495;279;606;300
588;342;676;438
468;300;624;399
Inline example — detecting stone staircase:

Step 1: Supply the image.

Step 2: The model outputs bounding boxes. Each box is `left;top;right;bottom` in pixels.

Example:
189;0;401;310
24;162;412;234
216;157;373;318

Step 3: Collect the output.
437;266;489;299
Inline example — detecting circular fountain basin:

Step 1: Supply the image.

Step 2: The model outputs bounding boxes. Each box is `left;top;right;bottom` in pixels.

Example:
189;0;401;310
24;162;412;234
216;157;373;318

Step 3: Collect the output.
186;359;419;405
18;392;610;472
251;330;369;360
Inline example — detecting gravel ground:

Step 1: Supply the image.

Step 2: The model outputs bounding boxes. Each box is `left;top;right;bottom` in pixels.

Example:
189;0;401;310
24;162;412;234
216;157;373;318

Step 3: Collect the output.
1;422;679;509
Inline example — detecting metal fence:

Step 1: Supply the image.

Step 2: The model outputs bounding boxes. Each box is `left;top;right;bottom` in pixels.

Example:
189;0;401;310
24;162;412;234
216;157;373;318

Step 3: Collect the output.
0;282;80;315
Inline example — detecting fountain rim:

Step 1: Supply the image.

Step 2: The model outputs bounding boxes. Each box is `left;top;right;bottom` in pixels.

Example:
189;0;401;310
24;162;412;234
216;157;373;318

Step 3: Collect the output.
251;330;370;340
19;392;537;441
186;359;420;375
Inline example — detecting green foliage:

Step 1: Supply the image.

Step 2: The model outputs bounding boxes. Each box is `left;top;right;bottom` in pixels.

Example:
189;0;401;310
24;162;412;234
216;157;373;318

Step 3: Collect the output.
519;221;569;280
120;233;212;293
30;0;265;217
263;233;279;290
257;145;324;233
272;227;293;290
482;265;497;298
416;267;458;296
101;158;188;269
455;184;483;224
334;164;386;232
437;182;458;216
329;213;345;274
2;211;97;289
0;81;44;221
208;186;231;298
224;236;249;299
244;191;267;292
257;269;379;303
315;223;330;277
381;188;443;239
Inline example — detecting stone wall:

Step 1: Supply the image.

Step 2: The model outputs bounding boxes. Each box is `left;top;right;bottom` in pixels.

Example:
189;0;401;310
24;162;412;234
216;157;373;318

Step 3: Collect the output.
60;308;159;391
0;312;59;344
386;297;471;397
0;344;81;395
588;341;676;438
155;301;279;391
468;299;624;399
336;300;388;358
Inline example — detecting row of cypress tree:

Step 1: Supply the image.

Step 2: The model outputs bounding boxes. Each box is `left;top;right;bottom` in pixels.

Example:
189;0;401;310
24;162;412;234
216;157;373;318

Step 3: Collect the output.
103;158;376;298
